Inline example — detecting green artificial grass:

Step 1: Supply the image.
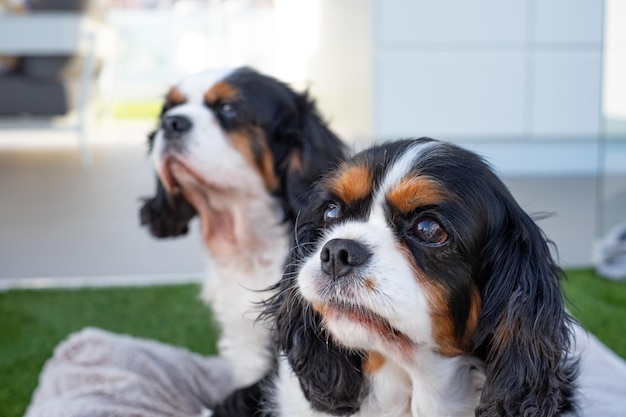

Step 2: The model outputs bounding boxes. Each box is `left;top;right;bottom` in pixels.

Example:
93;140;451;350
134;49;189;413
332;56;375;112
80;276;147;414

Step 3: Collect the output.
562;269;626;359
0;284;219;417
112;100;162;120
0;270;625;417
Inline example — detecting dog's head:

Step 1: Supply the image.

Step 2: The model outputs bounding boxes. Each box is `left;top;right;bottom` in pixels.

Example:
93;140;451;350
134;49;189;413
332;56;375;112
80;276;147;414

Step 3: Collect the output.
140;67;345;245
270;138;577;416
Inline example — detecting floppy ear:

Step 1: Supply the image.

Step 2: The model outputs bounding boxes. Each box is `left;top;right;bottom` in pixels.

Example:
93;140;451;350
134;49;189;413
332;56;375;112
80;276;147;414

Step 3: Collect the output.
274;92;346;222
473;194;578;416
139;177;197;238
211;372;271;417
264;218;367;416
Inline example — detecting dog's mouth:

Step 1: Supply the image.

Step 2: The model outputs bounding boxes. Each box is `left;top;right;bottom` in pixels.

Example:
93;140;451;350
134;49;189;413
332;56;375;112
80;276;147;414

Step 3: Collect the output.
160;156;224;196
313;300;416;350
159;156;237;248
315;301;384;326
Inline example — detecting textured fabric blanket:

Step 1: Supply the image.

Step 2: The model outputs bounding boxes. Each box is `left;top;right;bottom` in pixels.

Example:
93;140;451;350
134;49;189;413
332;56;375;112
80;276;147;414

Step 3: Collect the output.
24;328;234;417
25;325;626;416
572;324;626;417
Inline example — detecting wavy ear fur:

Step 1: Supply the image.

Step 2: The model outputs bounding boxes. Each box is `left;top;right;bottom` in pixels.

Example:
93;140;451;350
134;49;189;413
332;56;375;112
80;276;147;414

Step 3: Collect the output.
211;371;273;417
263;215;367;416
139;177;197;238
273;92;346;223
473;190;578;416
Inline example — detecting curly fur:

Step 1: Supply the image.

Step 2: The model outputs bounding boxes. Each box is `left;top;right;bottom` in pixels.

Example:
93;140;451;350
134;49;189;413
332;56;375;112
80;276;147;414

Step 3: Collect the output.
212;138;578;417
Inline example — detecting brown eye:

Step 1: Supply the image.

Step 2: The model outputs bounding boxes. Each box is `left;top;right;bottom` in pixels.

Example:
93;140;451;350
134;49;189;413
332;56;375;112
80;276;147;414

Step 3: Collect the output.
413;217;447;245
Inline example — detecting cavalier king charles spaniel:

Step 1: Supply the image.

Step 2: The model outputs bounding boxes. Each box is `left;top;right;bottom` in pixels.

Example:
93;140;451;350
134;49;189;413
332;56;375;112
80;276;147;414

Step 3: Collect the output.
139;67;345;388
212;138;578;417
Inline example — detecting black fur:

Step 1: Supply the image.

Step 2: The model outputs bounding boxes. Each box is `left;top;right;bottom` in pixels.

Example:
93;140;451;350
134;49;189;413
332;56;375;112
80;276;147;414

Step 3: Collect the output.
224;67;346;222
221;138;578;417
211;219;368;417
141;67;348;417
470;178;579;416
401;140;578;416
140;66;345;237
139;179;196;237
212;371;275;417
267;232;368;416
414;140;579;416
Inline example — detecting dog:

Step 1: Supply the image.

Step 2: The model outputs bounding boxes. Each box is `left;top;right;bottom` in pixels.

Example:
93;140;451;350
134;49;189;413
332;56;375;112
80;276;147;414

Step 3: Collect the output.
212;138;578;417
139;67;345;388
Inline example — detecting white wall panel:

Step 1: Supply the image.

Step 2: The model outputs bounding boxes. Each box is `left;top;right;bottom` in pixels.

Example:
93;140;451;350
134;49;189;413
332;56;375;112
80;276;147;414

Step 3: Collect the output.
532;0;604;44
465;140;601;177
378;0;527;45
375;50;526;138
531;51;603;136
371;0;607;267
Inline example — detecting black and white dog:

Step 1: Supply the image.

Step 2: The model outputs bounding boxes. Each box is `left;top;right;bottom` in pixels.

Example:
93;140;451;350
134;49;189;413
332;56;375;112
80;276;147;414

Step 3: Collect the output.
140;67;345;388
214;138;578;417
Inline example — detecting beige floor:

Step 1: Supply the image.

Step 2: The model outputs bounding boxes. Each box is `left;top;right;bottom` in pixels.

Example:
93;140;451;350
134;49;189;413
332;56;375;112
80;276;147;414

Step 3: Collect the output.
0;122;206;286
0;122;621;286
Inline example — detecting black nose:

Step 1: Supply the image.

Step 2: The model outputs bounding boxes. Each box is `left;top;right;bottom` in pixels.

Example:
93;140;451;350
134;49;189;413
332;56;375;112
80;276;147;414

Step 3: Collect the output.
161;115;192;138
320;238;370;277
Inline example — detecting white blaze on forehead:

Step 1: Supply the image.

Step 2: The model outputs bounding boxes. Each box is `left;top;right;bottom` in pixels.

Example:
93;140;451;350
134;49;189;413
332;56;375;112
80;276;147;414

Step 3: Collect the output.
297;143;442;352
371;141;439;219
176;68;235;103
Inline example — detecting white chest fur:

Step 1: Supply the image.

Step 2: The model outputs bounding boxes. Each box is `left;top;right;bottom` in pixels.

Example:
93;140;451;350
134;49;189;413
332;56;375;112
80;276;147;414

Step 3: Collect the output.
200;196;289;388
271;352;485;417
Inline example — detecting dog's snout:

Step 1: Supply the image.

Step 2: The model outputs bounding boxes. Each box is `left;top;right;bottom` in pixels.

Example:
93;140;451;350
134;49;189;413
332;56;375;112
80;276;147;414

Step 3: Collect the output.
161;115;192;137
320;238;370;277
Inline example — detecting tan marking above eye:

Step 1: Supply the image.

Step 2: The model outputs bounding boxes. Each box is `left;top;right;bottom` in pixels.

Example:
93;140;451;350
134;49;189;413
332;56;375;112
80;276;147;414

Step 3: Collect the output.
166;87;187;105
327;164;372;204
387;176;447;213
204;81;238;105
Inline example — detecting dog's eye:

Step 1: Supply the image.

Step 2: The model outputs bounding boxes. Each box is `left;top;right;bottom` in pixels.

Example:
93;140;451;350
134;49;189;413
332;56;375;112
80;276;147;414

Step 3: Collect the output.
219;102;238;119
323;203;342;223
413;217;447;245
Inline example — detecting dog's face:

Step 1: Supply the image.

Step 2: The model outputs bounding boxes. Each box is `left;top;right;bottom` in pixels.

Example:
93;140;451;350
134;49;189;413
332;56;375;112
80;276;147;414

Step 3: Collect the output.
298;139;482;359
141;67;345;246
151;68;281;202
274;138;577;416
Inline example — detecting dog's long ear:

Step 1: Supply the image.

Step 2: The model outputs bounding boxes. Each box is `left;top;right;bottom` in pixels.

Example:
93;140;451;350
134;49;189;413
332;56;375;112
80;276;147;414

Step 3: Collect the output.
274;92;346;222
139;176;197;238
473;190;578;416
211;372;271;417
263;217;367;416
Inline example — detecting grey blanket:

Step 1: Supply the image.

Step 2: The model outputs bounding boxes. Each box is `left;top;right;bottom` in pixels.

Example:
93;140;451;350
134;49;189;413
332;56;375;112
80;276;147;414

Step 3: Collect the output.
25;328;234;417
25;325;626;416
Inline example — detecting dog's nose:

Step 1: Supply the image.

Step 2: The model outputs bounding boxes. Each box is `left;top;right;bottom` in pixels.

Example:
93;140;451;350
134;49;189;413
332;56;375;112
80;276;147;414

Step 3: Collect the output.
320;238;370;277
161;115;192;137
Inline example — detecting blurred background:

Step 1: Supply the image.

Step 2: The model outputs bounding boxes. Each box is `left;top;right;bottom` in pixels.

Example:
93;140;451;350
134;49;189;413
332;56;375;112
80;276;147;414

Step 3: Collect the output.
0;0;624;285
